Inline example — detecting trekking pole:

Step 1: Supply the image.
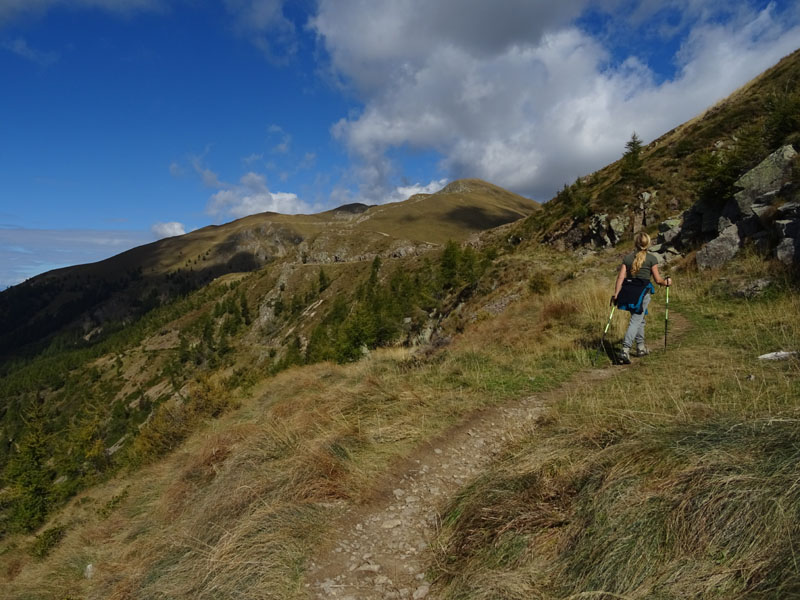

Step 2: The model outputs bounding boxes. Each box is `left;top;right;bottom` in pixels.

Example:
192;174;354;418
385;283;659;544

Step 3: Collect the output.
664;285;670;350
593;302;616;366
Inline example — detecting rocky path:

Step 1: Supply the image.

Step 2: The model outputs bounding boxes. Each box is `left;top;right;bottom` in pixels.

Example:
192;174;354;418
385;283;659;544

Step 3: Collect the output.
306;314;688;599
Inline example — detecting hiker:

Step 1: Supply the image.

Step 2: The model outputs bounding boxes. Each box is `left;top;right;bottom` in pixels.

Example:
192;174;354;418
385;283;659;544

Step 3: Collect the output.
611;231;671;364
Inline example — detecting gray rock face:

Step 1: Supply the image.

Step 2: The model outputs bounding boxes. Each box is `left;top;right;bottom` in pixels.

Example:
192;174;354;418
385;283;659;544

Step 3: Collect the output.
774;219;800;239
672;144;799;269
590;214;612;247
776;236;800;266
735;145;797;202
777;201;800;219
696;225;741;270
609;214;630;241
589;213;630;247
659;217;681;233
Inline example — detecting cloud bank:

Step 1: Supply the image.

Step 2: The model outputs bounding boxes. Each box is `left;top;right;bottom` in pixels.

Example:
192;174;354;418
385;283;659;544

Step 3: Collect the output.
312;0;800;201
207;171;311;219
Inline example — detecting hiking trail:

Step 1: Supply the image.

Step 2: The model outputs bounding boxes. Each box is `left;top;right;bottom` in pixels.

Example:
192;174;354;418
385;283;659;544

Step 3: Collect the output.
306;312;690;600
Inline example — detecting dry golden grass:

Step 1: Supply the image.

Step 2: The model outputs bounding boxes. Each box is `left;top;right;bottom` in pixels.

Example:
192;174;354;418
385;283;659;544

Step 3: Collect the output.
431;255;800;599
3;233;797;600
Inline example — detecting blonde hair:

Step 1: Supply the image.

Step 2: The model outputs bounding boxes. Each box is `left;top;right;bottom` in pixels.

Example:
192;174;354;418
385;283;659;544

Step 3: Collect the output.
630;232;651;276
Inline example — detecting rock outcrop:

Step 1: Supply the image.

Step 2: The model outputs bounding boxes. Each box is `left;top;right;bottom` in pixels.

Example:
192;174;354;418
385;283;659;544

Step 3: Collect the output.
652;145;798;269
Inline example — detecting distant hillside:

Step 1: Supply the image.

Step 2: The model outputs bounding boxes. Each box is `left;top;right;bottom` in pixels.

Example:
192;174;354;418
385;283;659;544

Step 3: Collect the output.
0;179;536;361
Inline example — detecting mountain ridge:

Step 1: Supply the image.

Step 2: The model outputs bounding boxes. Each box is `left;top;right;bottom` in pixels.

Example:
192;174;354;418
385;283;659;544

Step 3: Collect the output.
0;178;536;361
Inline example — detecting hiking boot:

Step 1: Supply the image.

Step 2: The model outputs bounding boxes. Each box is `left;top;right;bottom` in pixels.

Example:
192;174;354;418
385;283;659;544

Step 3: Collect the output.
634;345;650;357
617;348;631;365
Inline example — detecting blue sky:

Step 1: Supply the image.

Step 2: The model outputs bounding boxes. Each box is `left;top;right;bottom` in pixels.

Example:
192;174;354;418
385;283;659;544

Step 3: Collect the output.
1;0;798;288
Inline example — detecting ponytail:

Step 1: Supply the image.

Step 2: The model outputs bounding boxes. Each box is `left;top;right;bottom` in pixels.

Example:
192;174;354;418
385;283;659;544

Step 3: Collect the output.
630;232;651;277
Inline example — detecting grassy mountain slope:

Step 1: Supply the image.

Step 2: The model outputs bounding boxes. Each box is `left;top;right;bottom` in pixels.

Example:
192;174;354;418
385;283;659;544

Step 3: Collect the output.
0;178;536;362
0;51;799;600
0;178;534;533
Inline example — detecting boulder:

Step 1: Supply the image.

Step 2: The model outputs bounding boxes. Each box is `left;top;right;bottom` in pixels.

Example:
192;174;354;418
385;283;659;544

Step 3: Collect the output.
776;236;800;266
696;225;741;270
590;214;612;247
656;216;682;246
718;145;797;224
736;215;763;239
658;217;681;233
774;219;800;239
734;144;797;203
776;201;800;219
733;278;772;299
609;215;630;243
750;203;773;219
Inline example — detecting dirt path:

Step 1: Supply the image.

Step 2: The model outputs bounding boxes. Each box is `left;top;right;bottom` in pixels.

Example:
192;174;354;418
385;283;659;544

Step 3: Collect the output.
306;313;690;600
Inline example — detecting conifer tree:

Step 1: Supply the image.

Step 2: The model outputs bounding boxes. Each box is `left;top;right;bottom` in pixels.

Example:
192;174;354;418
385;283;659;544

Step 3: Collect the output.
318;267;330;293
621;132;644;178
441;240;461;289
6;400;54;531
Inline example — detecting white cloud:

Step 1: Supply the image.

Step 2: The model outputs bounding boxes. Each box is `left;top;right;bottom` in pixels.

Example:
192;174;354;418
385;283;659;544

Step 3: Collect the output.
206;171;310;219
384;178;448;204
243;152;264;165
299;152;316;170
2;37;58;65
190;154;223;188
169;161;185;177
222;0;297;63
313;0;800;201
268;124;292;154
151;221;186;238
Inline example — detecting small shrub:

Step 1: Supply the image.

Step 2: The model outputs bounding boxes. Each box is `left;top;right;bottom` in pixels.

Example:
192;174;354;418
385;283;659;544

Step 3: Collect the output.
98;488;129;519
528;272;553;295
29;525;66;559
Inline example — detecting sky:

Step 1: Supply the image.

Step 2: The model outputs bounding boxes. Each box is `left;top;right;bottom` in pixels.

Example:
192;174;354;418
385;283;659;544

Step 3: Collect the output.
0;0;798;288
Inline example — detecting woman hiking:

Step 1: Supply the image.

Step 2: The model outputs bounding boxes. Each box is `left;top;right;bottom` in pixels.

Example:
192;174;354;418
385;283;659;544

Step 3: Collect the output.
611;231;671;364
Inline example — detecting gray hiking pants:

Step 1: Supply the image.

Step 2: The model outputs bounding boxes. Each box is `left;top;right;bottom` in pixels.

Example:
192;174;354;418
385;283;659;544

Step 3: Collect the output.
622;293;650;350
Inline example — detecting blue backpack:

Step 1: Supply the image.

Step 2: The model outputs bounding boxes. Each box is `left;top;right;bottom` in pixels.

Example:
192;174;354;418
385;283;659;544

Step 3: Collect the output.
615;278;655;314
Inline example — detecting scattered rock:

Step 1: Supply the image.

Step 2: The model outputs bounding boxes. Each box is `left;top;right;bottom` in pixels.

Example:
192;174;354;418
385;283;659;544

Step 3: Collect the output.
84;564;95;579
413;584;431;599
776;237;800;266
658;217;682;233
732;278;772;299
758;351;798;361
696;225;740;270
381;519;402;529
777;201;800;219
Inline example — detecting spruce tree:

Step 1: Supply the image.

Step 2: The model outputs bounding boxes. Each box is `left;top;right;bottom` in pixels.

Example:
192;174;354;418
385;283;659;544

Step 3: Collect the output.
6;401;54;531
